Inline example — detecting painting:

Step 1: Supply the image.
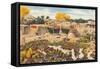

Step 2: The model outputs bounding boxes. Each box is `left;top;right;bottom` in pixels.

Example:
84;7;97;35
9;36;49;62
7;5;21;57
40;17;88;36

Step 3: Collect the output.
11;2;97;66
20;5;97;64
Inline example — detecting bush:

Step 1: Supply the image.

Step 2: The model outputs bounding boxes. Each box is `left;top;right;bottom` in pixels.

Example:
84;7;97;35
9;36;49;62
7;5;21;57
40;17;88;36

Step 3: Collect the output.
48;28;54;34
49;41;63;46
61;28;69;34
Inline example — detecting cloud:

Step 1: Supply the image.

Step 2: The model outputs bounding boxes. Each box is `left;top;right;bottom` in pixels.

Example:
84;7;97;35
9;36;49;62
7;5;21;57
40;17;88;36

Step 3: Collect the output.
27;6;95;20
67;9;95;20
28;6;55;19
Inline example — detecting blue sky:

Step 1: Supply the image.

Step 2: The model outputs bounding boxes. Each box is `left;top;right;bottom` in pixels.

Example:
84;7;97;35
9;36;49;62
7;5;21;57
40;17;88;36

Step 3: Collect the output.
27;5;95;20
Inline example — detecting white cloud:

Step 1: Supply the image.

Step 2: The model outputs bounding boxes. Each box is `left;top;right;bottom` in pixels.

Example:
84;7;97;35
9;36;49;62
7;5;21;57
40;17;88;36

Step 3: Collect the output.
29;8;55;19
67;9;95;20
28;6;95;20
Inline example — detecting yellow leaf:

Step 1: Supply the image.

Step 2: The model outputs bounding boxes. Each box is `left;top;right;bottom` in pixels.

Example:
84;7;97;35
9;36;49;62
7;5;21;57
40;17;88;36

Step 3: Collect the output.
20;6;30;17
25;48;33;58
29;48;33;54
20;50;26;57
55;12;70;21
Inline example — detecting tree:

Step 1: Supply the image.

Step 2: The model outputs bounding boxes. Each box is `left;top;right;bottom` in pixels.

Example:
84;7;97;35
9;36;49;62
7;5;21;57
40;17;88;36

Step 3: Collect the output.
20;6;30;24
46;16;50;19
74;18;88;23
55;12;71;34
20;6;30;17
41;16;45;24
55;12;70;21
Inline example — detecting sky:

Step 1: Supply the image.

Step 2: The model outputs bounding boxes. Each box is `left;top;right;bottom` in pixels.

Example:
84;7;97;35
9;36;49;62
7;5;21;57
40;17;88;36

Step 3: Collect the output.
26;5;95;20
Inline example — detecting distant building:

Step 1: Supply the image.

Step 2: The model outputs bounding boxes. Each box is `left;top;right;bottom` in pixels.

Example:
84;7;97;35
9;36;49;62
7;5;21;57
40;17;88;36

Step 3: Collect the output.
36;26;48;35
20;15;35;24
67;24;80;43
88;19;95;24
20;24;30;35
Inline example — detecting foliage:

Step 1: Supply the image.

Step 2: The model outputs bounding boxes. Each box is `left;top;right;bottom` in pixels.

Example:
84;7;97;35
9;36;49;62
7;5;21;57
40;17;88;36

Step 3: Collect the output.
70;18;88;23
61;28;69;34
20;33;95;64
49;41;62;46
48;28;54;34
32;16;50;24
20;6;30;17
55;12;70;21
